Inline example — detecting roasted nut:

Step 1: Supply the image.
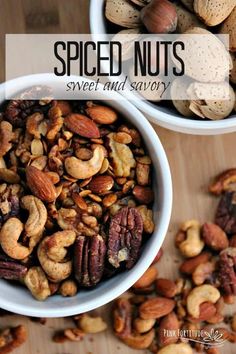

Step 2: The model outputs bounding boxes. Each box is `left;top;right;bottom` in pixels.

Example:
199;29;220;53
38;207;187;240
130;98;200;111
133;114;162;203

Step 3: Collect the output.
133;318;156;334
64;113;100;138
157;342;193;354
158;311;179;346
152;248;163;264
114;132;132;145
86;105;118;124
177;220;204;258
121;329;155;349
74;235;106;287
180;252;212;274
26;166;57;202
192;261;215;285
215;191;236;234
113;297;132;337
186;284;221;318
108;133;136;177
45;230;76;263
37;232;75;282
209;169;236;195
188;302;217;323
0;121;13;157
53;328;85;343
46;106;64;140
77;314;107;333
132;185;154;204
108;207;143;269
0;169;20;184
218;247;236;295
139;297;176;320
59;279;77;296
0;218;31;260
88;175;114;194
202;223;229;251
0;325;27;354
136;205;155;234
155;278;177;298
65;146;105;179
0;258;27;280
231;313;236;331
24;266;51;301
26;112;44;138
133;266;158;289
136;162;150;186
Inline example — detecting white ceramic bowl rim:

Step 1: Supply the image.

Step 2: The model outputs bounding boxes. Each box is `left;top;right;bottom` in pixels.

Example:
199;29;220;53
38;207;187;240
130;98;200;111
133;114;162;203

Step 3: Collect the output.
89;0;236;135
0;74;172;317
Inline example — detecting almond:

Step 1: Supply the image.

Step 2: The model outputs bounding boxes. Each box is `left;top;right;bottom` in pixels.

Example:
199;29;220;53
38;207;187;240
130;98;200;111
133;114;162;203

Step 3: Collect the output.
132;186;154;204
202;223;229;251
139;297;176;319
88;175;114;194
133;266;158;289
26;166;57;202
179;252;212;274
64;114;100;138
158;312;179;346
188;302;216;323
220;6;236;52
86;105;118;124
155;278;177;298
105;0;141;28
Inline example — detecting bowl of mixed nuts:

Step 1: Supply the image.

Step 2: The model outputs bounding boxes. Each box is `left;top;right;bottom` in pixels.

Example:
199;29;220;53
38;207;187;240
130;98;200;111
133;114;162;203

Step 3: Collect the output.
90;0;236;135
0;74;172;317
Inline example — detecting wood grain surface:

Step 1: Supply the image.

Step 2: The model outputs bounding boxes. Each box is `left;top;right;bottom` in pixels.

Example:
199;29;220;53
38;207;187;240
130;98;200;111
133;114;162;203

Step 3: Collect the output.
0;1;235;353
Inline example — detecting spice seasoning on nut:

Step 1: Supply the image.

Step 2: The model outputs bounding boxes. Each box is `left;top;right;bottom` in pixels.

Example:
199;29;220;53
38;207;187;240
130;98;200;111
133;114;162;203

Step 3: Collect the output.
0;99;156;300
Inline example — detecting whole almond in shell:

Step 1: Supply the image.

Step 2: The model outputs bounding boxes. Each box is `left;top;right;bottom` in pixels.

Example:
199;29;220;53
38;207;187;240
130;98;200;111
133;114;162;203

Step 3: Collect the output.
180;0;194;11
194;0;235;26
139;297;176;319
230;53;236;84
175;4;205;33
172;27;232;83
86;105;118;125
64;113;100;138
220;6;236;52
88;175;114;194
105;0;141;28
26;166;57;202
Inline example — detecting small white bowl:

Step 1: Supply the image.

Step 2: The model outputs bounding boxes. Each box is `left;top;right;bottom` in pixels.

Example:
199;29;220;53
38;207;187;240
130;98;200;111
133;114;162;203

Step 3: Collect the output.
0;74;172;317
89;0;236;135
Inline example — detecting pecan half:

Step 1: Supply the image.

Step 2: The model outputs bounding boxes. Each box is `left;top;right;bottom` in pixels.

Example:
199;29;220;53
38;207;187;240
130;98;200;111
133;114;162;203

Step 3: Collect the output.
215;192;236;234
5;100;36;127
209;169;236;195
0;259;27;280
108;207;143;269
74;234;106;287
218;247;236;295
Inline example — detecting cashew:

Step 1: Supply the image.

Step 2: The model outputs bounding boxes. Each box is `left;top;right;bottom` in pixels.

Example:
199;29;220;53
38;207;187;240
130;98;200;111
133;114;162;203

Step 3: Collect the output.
37;232;75;282
77;314;107;333
21;195;47;248
158;343;193;354
187;284;221;318
65;146;105;179
0;218;31;260
45;230;76;262
24;266;51;301
133;318;156;334
121;329;155;349
178;220;204;258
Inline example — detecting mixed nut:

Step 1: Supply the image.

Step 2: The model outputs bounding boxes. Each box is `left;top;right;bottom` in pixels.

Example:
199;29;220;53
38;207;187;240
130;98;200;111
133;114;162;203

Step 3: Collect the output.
0;98;155;300
105;0;236;121
111;168;236;353
1;168;236;354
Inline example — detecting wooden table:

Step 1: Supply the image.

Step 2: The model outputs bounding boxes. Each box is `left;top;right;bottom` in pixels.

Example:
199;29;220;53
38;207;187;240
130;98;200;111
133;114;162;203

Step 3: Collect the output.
0;1;235;353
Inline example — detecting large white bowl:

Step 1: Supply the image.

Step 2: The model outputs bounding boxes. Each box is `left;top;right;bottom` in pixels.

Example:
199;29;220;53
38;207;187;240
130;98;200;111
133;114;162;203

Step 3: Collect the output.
90;0;236;135
0;74;172;317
